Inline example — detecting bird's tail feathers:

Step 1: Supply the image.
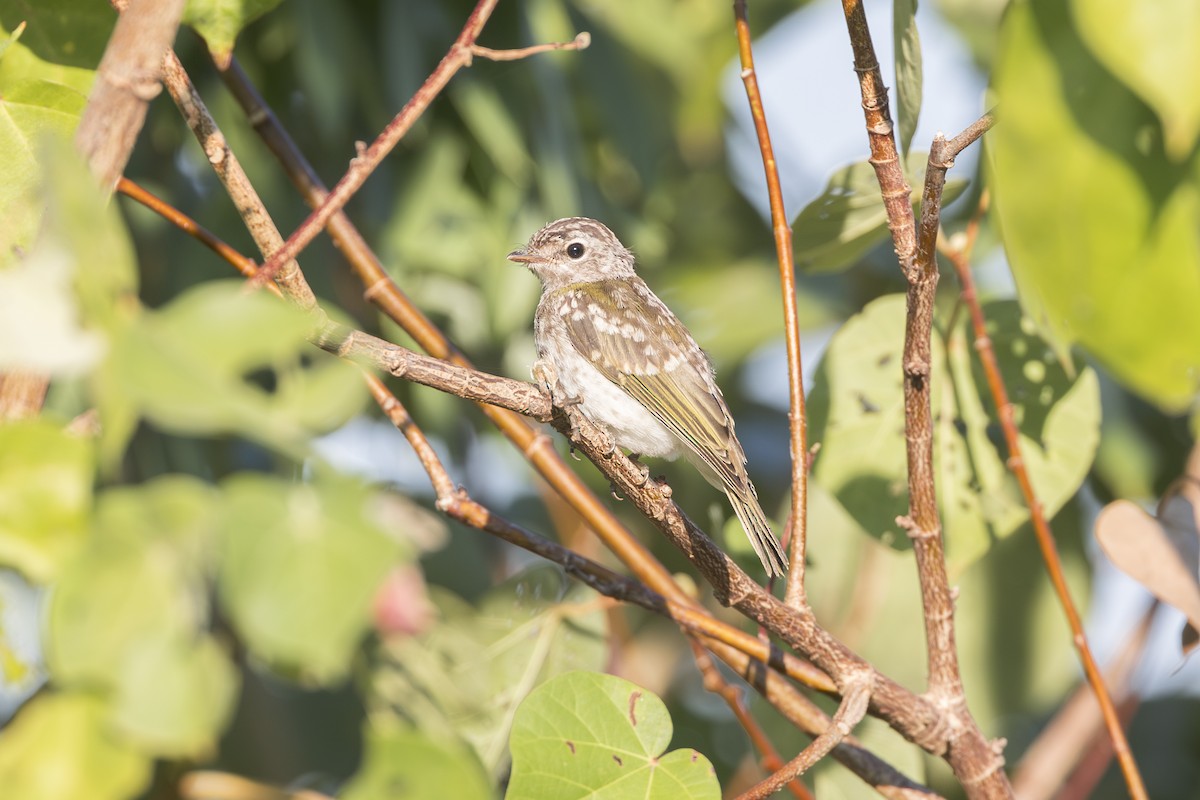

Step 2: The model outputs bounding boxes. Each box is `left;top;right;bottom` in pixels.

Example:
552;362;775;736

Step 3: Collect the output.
726;489;788;578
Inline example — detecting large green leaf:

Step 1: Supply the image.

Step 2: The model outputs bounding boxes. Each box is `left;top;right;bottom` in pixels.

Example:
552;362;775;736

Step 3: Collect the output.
808;295;1100;572
0;692;151;800
183;0;285;67
342;724;493;800
990;0;1200;411
217;472;402;684
98;280;366;461
1070;0;1200;161
375;567;608;778
109;631;238;759
46;478;217;687
0;419;93;581
793;151;966;273
506;671;719;800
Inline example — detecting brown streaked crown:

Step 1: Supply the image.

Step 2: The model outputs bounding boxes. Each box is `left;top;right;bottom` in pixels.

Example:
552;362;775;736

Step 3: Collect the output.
507;217;637;288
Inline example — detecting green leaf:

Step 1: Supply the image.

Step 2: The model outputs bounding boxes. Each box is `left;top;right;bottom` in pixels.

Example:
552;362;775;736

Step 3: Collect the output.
109;631;239;759
893;0;923;155
342;724;493;800
0;80;88;259
375;567;608;778
0;3;114;70
990;0;1200;411
1070;0;1200;161
793;151;965;273
506;671;719;800
99;280;363;460
808;295;1100;572
0;692;151;800
217;472;402;684
46;479;215;686
0;419;93;581
183;0;285;68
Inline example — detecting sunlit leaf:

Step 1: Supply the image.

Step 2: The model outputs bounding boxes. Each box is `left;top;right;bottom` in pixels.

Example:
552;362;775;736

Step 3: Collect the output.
109;632;239;758
1071;0;1200;161
99;280;363;460
808;295;1100;571
0;419;93;582
0;692;151;800
991;0;1200;411
507;671;719;800
342;724;492;800
0;81;87;259
47;479;215;686
218;472;402;684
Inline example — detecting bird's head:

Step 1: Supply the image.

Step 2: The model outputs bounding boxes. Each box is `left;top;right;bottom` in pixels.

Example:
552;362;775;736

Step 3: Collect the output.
508;217;636;289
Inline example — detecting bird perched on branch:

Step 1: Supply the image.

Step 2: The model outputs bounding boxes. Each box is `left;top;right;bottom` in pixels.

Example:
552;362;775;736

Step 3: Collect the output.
508;217;787;578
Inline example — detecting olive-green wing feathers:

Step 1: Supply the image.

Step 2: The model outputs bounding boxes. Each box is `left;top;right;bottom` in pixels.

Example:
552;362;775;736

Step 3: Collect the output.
554;281;743;486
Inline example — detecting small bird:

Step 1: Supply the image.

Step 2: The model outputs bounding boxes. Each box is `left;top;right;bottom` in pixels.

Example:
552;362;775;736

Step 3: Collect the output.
508;217;788;577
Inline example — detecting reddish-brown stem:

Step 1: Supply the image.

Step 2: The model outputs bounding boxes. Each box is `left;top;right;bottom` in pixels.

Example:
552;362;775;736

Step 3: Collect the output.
690;641;814;800
737;676;872;800
732;0;809;605
939;229;1147;800
252;0;500;287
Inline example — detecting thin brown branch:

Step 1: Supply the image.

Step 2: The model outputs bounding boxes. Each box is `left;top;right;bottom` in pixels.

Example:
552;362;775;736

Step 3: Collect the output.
737;674;872;800
470;31;591;62
732;0;809;605
939;229;1147;799
76;0;184;191
251;0;505;287
915;111;995;276
839;4;1010;796
690;641;813;800
159;50;315;310
1011;604;1151;800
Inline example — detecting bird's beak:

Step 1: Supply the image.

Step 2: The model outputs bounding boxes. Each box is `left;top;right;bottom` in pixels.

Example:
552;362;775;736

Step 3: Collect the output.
507;248;545;265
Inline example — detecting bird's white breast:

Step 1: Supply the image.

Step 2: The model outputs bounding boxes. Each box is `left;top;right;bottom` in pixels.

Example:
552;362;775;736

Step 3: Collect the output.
537;331;682;460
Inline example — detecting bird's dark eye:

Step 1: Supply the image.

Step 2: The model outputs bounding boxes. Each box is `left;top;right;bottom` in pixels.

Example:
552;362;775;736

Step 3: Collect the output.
566;242;586;259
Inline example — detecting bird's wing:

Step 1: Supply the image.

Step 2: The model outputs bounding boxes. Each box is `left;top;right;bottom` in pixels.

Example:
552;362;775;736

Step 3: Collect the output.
556;280;747;491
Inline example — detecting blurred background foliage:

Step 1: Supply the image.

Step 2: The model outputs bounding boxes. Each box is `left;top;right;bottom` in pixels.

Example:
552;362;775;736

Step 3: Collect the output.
1;0;1198;798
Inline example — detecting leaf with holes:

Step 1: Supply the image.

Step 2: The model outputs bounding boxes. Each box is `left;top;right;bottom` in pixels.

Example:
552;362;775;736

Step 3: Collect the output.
808;295;1100;572
507;671;718;800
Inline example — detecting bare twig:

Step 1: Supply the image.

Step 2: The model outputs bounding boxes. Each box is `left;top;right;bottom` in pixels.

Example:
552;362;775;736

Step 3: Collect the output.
938;203;1147;798
737;674;873;800
471;31;591;61
839;3;1010;795
690;641;813;800
252;0;505;287
732;0;809;604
